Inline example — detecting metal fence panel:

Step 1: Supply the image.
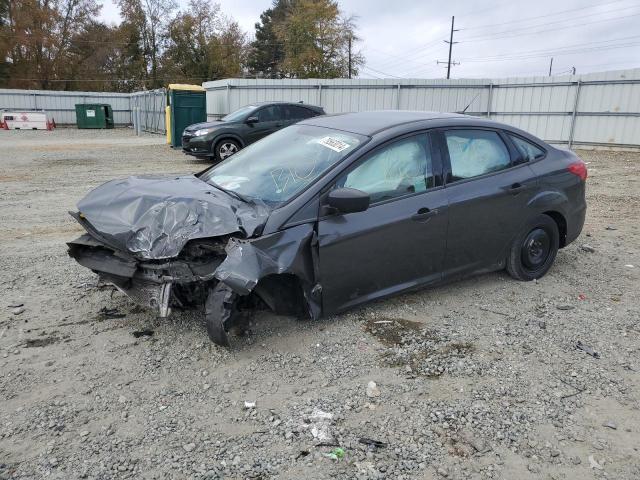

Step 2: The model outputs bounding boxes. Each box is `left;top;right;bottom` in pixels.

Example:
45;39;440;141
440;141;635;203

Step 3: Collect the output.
203;68;640;148
129;89;166;134
0;89;132;125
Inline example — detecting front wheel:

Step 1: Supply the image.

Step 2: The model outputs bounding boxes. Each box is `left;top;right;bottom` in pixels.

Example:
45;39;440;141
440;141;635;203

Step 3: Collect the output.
506;214;559;281
214;139;240;162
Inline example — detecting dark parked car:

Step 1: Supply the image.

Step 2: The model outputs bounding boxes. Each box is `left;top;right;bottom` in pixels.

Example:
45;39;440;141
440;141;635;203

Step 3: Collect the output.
68;111;587;347
181;101;325;161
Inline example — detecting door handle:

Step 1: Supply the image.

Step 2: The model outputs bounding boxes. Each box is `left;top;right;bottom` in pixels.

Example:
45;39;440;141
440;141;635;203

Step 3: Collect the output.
411;207;437;222
507;182;526;194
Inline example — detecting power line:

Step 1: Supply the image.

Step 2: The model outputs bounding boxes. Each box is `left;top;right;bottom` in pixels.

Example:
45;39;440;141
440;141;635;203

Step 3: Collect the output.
460;0;629;31
459;11;640;43
457;34;640;61
461;4;640;41
459;41;640;63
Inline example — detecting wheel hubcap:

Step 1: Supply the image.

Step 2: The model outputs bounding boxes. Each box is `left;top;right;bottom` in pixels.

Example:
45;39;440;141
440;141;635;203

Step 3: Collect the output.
521;228;551;270
219;143;238;159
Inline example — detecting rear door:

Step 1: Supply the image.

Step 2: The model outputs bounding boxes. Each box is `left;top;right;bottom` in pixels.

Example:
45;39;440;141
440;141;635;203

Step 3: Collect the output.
318;132;448;313
245;105;285;144
436;128;538;278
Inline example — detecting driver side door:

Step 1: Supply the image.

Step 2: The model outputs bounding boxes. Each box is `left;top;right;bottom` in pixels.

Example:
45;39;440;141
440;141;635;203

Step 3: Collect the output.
244;105;285;144
317;132;448;314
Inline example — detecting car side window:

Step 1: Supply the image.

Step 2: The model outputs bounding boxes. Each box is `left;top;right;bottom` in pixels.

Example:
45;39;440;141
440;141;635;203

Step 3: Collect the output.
509;134;545;162
338;134;434;204
287;105;315;120
444;129;511;181
256;105;278;122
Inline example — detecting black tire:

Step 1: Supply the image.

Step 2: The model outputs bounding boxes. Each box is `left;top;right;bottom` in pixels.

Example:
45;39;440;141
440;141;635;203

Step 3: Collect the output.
506;214;559;281
213;138;241;162
204;283;238;347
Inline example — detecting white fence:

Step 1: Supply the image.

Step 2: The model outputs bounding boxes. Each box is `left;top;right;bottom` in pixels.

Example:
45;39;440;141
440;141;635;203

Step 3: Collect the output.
204;68;640;149
0;88;167;133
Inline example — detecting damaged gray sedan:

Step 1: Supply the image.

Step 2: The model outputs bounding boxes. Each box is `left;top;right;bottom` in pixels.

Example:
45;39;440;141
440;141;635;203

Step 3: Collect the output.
68;111;586;346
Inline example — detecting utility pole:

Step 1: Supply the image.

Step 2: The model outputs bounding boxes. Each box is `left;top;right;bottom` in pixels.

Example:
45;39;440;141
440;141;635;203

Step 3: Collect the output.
437;16;459;79
348;36;352;79
548;57;553;77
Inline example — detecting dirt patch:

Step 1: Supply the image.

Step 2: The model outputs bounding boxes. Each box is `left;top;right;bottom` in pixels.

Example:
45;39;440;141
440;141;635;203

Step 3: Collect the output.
364;317;477;378
23;336;59;348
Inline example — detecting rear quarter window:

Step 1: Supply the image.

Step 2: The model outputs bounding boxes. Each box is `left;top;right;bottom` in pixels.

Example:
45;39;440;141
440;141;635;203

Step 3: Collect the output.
509;134;545;162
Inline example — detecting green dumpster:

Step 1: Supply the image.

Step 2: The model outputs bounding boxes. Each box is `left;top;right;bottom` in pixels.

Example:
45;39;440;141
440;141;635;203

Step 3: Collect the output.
166;84;206;148
75;104;114;129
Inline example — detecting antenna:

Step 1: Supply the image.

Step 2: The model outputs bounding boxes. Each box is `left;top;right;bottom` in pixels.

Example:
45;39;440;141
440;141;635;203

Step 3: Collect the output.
460;93;481;114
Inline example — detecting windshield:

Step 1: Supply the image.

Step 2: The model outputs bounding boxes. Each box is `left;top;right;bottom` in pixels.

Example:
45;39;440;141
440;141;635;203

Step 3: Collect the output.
221;105;257;122
201;125;366;205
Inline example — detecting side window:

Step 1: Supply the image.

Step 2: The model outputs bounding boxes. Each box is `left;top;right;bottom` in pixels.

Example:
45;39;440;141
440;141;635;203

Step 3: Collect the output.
289;106;315;119
338;134;434;204
256;105;278;122
509;134;545;162
445;129;511;181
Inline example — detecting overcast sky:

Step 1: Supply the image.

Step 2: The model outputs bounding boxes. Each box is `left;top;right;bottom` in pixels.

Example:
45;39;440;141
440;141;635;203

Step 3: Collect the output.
99;0;640;79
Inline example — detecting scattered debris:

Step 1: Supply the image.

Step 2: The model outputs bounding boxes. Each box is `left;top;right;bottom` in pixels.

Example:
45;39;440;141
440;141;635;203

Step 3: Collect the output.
581;244;595;253
11;307;25;315
605;225;617;230
588;455;603;470
366;381;380;398
624;264;634;268
538;320;547;330
244;401;256;409
132;329;154;338
7;302;23;308
556;304;574;311
296;450;310;460
183;442;196;452
98;307;126;320
358;438;386;448
576;341;600;358
602;420;617;430
323;447;345;460
305;408;334;443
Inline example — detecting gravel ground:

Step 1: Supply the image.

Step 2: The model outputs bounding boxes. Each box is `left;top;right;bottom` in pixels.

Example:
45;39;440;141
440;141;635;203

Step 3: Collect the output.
0;128;639;480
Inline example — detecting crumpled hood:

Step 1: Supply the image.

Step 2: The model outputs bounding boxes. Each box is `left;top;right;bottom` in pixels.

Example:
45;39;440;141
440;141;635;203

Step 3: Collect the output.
74;175;270;260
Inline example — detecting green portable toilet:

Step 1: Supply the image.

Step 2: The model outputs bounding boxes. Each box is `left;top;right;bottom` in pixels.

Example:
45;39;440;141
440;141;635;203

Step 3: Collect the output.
166;84;206;148
75;104;114;129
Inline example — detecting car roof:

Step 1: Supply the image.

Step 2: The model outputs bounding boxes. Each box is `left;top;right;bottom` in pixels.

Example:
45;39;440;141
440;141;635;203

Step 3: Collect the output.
300;110;476;136
250;101;320;108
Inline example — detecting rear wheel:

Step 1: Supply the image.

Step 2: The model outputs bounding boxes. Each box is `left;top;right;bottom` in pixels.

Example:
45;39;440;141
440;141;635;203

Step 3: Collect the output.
214;139;240;162
506;214;559;281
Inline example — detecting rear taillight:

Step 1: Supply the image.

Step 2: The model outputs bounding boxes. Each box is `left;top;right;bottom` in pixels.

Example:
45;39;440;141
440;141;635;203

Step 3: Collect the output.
568;161;588;181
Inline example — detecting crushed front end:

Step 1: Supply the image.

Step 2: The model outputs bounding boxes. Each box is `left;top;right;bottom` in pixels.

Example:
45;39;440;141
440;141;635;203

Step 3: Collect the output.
67;175;320;347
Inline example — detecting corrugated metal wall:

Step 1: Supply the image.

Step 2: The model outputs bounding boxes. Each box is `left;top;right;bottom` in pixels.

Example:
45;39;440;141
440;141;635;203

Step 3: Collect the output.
0;89;132;125
204;68;640;148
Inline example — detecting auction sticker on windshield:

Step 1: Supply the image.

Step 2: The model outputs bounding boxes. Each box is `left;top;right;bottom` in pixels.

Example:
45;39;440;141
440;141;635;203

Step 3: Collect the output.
317;136;351;153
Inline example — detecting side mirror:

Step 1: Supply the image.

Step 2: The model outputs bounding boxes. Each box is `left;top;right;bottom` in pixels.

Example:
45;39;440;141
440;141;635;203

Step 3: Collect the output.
245;116;259;124
327;187;370;214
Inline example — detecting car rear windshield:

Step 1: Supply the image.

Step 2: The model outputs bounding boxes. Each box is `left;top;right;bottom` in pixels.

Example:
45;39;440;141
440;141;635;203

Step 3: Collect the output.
201;125;366;205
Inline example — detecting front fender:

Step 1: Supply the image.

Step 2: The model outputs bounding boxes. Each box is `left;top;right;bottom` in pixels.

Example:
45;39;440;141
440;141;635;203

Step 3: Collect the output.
210;131;246;148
